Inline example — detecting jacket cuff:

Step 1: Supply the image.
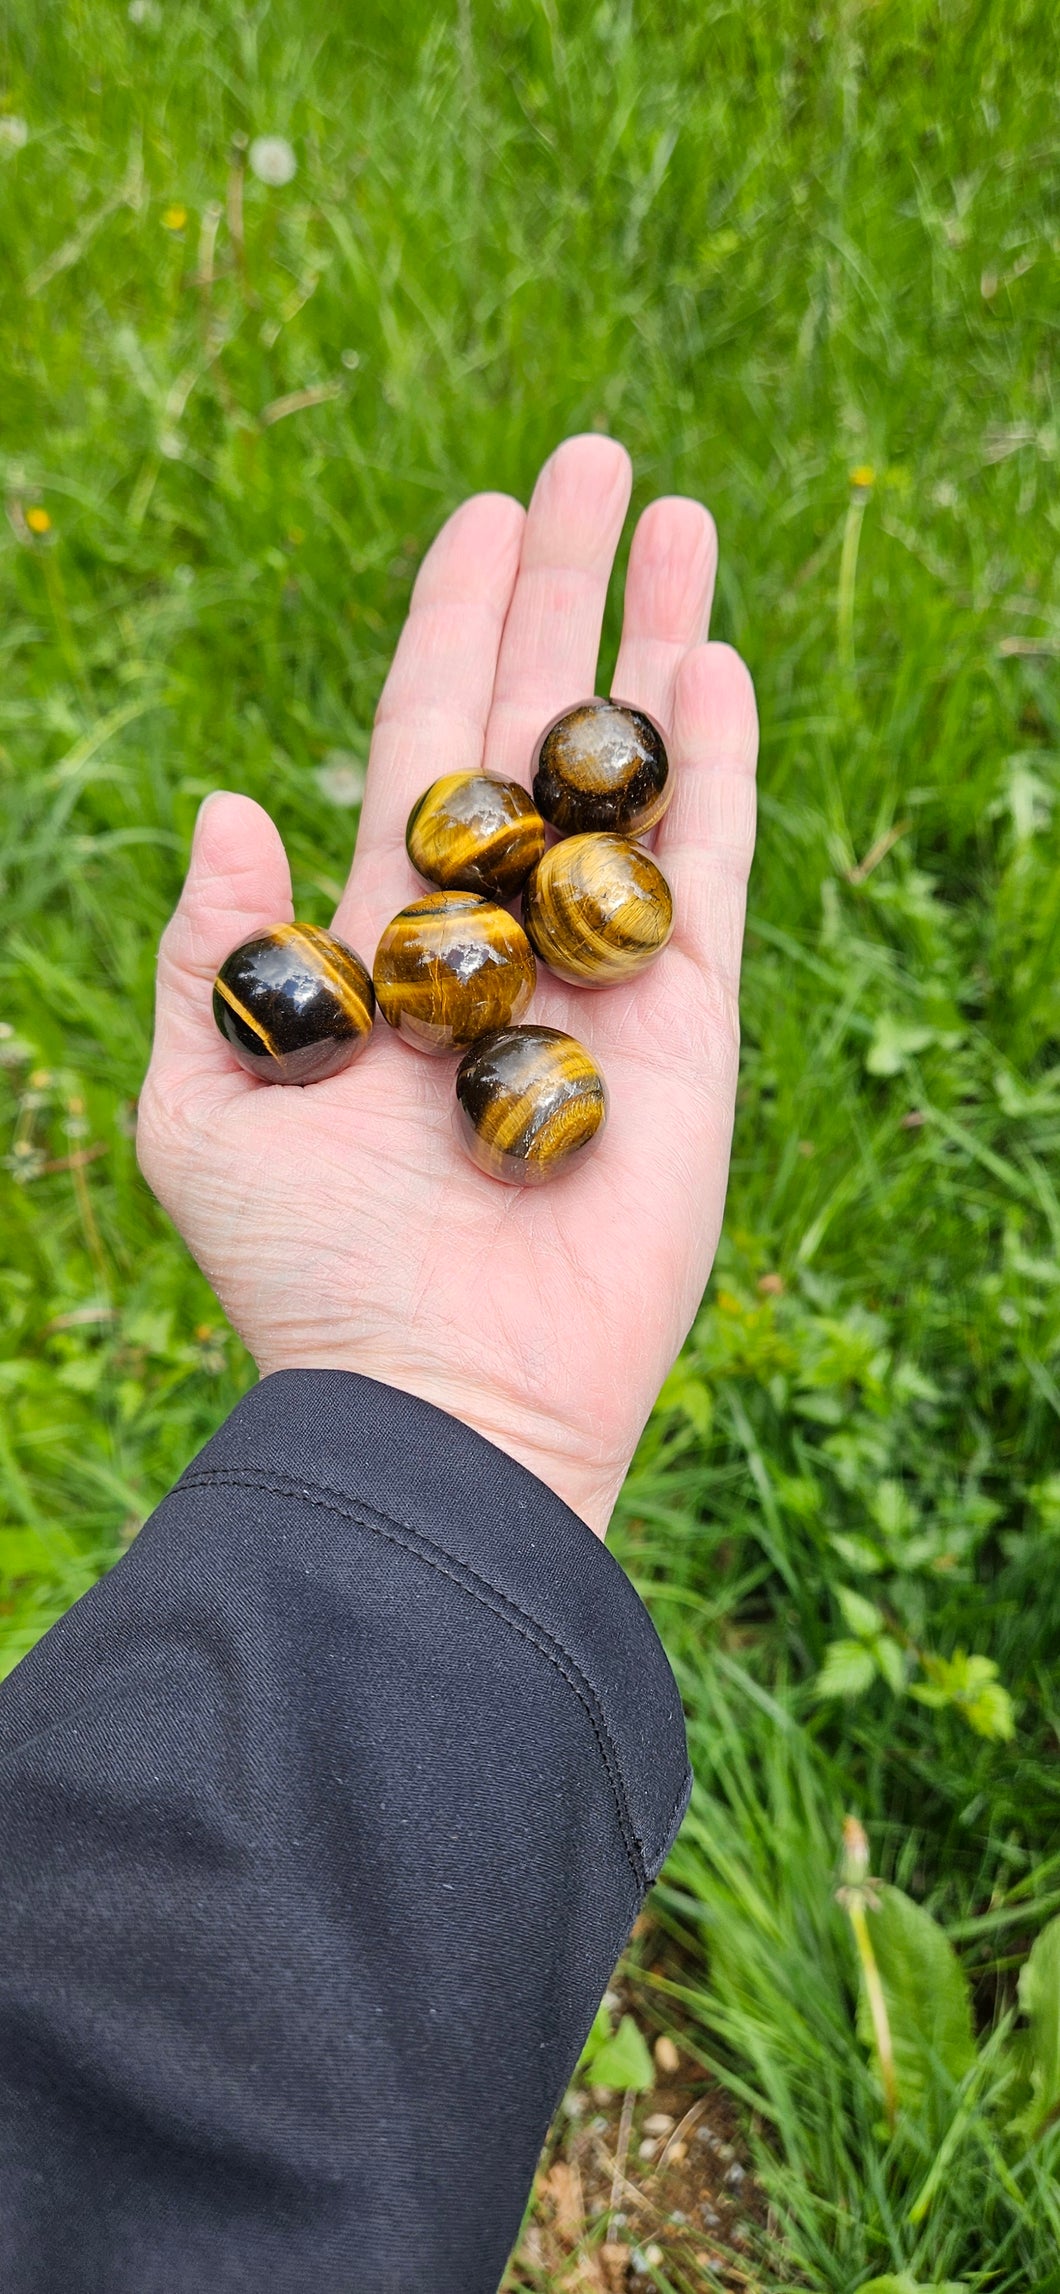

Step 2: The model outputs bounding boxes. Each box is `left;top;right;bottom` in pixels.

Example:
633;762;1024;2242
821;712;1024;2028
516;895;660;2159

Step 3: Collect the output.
180;1369;691;1886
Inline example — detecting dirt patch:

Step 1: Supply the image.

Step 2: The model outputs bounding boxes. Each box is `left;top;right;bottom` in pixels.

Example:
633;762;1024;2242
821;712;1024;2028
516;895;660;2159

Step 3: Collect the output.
504;1962;769;2291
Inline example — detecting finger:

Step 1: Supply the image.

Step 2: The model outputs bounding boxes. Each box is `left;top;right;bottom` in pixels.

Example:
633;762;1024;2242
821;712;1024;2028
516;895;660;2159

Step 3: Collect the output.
334;491;525;941
655;642;759;993
147;791;293;1074
610;496;717;730
481;433;633;782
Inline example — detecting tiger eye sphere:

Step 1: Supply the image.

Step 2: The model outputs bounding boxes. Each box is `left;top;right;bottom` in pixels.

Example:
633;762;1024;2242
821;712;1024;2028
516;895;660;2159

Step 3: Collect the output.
523;833;674;987
532;698;672;837
373;891;536;1054
212;924;375;1084
406;771;546;900
454;1025;608;1187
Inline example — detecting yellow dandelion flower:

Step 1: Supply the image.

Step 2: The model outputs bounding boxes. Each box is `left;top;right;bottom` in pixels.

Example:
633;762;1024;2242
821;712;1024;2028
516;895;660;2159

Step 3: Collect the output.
162;204;187;232
849;463;876;490
25;505;51;534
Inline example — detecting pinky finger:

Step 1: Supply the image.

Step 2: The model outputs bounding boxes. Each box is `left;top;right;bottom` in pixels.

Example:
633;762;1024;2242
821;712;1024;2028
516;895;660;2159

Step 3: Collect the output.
654;642;759;989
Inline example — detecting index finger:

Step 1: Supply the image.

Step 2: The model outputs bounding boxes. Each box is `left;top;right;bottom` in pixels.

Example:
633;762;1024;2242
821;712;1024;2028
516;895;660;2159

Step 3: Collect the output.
333;490;525;950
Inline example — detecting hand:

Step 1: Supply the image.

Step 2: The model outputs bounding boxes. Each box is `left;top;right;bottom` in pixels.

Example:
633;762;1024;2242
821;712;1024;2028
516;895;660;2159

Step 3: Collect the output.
137;435;758;1536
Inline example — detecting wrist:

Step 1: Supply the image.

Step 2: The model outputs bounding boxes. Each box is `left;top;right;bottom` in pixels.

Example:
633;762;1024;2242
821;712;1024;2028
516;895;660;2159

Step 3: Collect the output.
253;1346;628;1538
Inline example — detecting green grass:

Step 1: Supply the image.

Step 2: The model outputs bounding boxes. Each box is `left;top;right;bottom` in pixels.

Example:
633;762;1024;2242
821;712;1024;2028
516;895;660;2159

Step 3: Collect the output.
2;0;1060;2281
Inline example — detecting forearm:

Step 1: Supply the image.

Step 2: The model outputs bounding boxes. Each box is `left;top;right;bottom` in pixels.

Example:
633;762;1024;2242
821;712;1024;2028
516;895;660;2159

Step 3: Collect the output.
0;1371;690;2294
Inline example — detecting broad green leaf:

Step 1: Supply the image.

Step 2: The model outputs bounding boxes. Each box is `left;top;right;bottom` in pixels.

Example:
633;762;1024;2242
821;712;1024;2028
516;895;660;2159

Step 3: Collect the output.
857;1885;975;2132
575;1998;613;2075
587;2014;654;2093
837;1585;883;1639
865;1014;935;1077
962;1679;1016;1741
859;2277;968;2293
830;1532;885;1574
1017;1913;1060;2134
875;1634;906;1694
816;1638;877;1699
911;1649;1016;1741
655;1366;713;1440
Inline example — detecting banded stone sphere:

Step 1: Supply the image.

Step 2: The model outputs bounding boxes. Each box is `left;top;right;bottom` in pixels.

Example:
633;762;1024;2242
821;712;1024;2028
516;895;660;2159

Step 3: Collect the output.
454;1025;608;1187
373;891;536;1054
212;924;374;1084
406;771;546;901
523;833;674;987
532;698;672;837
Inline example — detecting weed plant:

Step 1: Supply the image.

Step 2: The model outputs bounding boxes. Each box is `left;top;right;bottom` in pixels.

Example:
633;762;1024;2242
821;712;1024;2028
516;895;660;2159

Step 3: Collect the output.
1;1;1058;2283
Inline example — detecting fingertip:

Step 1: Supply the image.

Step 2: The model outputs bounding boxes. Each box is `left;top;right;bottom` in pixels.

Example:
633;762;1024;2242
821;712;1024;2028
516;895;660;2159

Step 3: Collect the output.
412;490;526;607
530;432;634;541
628;496;718;617
544;429;633;480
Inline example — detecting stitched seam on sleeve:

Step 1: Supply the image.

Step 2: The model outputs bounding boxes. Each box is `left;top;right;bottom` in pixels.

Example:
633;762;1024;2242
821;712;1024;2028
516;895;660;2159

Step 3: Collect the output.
648;1767;693;1881
178;1466;650;1890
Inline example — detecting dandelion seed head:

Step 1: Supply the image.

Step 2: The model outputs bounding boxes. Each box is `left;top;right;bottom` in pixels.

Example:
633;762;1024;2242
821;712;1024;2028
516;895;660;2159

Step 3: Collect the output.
0;116;28;151
249;135;297;188
315;751;366;808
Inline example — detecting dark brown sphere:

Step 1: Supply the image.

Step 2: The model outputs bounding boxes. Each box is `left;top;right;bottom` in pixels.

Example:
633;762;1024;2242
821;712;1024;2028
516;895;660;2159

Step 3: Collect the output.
454;1025;608;1186
522;833;674;987
212;924;375;1084
531;698;672;837
406;771;546;900
373;891;536;1054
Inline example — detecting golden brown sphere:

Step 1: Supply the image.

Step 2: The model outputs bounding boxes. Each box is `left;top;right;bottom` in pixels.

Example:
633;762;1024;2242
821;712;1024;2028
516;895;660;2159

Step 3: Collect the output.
212;924;375;1084
406;772;546;900
531;698;672;837
522;833;674;987
373;891;536;1054
454;1025;608;1186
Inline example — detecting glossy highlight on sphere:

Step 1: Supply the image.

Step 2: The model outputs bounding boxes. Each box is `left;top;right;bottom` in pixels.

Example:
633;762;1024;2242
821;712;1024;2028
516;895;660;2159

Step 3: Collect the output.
406;771;546;901
212;924;375;1084
373;891;536;1054
531;697;672;837
523;833;674;987
454;1025;608;1186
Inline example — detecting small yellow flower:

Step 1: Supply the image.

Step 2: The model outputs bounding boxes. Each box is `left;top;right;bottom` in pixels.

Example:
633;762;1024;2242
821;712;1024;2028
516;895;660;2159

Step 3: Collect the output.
25;505;51;534
287;526;305;547
849;463;876;490
161;203;187;231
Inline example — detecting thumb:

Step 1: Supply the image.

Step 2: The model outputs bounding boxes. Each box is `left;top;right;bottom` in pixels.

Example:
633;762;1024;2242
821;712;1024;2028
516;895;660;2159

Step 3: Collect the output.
148;791;294;1074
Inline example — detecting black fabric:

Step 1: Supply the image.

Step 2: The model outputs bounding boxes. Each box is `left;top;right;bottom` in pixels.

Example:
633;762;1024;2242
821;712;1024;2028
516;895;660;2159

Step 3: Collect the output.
0;1370;691;2293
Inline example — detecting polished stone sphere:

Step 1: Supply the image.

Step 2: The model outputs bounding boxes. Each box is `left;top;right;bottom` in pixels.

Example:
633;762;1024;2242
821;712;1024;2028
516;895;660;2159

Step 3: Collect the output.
531;697;672;837
373;891;536;1053
406;771;546;900
522;833;674;987
454;1025;608;1186
212;924;375;1084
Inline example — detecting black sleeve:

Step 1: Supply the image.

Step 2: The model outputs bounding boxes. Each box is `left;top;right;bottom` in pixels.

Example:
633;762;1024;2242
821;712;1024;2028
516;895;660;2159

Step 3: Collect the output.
0;1370;690;2294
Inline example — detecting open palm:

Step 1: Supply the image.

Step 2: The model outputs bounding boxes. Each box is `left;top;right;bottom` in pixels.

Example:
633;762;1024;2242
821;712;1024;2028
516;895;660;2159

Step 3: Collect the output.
137;435;758;1535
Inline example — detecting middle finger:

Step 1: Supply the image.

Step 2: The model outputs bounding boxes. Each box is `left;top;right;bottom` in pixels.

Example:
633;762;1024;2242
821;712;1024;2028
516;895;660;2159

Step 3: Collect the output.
481;433;633;785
